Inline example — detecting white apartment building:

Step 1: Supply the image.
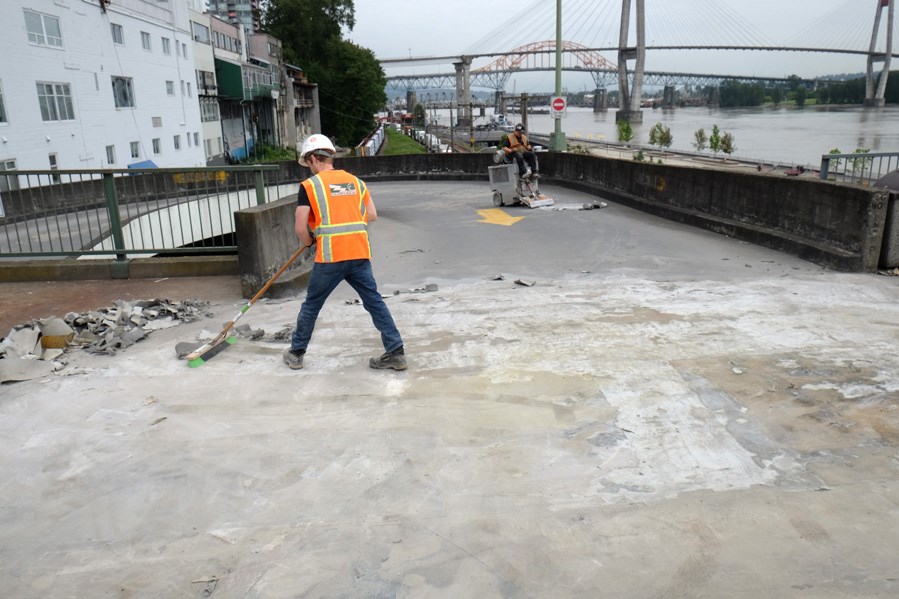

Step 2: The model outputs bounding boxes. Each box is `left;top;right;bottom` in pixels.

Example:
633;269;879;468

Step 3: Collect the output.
0;0;205;174
187;2;224;164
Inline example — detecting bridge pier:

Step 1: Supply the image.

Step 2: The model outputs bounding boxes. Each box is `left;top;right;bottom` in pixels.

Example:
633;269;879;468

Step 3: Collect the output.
593;89;608;113
865;0;893;106
663;85;676;108
617;0;646;124
406;91;417;113
616;109;643;124
494;91;503;113
454;58;473;126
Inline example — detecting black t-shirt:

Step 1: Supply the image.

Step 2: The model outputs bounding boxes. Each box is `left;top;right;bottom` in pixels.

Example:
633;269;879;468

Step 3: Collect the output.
296;184;310;208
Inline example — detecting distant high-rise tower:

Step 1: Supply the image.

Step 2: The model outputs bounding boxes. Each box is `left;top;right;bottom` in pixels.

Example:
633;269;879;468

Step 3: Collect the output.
207;0;261;32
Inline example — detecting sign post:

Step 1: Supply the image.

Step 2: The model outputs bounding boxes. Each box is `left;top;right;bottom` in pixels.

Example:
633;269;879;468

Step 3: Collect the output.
550;96;567;119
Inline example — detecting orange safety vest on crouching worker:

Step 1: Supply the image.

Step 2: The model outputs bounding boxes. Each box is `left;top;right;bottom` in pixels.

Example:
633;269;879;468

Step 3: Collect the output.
301;169;371;263
506;132;529;152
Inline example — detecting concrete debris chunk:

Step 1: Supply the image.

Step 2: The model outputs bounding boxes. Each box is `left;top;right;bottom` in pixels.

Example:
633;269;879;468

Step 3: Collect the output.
392;283;439;295
514;279;537;287
233;324;264;339
2;327;42;358
175;341;206;359
0;298;213;379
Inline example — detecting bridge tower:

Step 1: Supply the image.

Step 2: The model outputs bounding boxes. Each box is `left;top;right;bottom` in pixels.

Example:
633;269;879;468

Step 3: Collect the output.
454;57;473;126
616;0;646;123
865;0;894;107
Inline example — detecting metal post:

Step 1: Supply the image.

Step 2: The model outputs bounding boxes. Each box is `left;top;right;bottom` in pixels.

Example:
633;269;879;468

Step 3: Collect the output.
254;167;266;205
549;0;567;151
103;172;129;278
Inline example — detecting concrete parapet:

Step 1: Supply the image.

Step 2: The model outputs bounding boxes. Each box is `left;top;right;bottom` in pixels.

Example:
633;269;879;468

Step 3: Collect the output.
539;152;889;271
233;195;314;299
322;153;889;272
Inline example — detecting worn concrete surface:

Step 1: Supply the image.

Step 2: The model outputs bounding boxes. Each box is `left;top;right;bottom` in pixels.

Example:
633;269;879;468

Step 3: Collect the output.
1;181;899;598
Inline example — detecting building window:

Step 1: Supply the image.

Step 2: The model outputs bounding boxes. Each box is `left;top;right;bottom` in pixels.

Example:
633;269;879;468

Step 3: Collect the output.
24;10;63;48
192;21;210;44
180;80;185;96
0;159;19;196
0;81;6;123
130;141;140;159
111;76;135;108
162;37;171;55
152;116;162;127
141;31;151;51
152;138;161;154
194;132;200;147
165;80;174;96
204;138;211;157
186;82;191;97
181;42;188;58
173;135;181;150
36;82;75;121
48;153;60;183
106;145;116;165
111;23;124;45
200;99;219;122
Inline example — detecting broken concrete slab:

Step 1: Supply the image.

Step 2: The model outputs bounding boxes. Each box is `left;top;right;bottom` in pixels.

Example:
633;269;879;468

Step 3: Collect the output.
0;357;55;383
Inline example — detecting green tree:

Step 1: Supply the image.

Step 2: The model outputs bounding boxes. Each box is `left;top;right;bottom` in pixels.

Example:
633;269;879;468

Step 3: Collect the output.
793;86;807;107
709;125;721;156
263;0;386;146
720;132;736;158
693;128;708;152
413;103;426;128
770;87;784;105
616;120;634;143
648;123;672;151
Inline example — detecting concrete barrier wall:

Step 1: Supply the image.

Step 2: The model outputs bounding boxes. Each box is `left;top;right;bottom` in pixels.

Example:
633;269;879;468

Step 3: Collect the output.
321;153;890;272
233;195;315;298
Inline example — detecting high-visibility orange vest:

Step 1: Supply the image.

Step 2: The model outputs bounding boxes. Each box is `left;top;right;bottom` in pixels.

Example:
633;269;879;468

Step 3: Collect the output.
301;169;371;263
506;132;529;151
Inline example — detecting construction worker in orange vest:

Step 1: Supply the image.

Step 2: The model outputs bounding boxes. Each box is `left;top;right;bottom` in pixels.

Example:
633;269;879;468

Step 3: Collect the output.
283;134;406;371
501;123;540;180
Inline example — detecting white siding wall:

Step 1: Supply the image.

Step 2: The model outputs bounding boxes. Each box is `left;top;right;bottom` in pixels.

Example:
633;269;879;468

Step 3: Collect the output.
189;7;222;163
0;0;205;171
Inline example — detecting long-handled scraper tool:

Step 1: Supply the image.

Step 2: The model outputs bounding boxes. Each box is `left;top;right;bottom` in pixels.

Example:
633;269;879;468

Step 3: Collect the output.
185;244;309;367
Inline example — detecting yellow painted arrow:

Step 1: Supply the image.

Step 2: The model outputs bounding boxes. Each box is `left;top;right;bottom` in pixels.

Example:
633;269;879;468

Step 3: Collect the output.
477;208;524;226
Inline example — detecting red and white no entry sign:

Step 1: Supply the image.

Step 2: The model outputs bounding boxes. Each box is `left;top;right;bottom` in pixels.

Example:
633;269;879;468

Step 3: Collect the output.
551;96;567;119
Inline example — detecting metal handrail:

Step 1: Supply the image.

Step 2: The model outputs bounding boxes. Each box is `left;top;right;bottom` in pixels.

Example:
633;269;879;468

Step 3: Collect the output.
820;152;899;186
0;165;286;260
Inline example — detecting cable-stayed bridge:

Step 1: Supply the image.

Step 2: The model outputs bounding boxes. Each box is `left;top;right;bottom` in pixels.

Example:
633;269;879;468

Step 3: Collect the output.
380;0;896;122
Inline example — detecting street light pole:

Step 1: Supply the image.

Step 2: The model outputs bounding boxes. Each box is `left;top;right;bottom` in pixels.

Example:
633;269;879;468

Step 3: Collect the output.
549;0;567;151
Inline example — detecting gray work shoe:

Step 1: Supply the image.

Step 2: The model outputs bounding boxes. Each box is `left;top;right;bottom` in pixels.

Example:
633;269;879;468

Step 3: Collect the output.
369;348;407;371
283;348;304;370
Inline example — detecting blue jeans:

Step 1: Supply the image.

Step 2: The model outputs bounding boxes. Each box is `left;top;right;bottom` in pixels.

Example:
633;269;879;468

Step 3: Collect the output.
290;259;403;354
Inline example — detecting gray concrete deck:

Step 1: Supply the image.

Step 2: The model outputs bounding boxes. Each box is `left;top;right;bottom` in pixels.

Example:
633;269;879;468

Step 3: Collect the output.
2;181;899;598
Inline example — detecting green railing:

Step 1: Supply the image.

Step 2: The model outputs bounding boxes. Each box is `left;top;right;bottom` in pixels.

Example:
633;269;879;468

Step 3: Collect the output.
0;165;287;260
819;151;899;186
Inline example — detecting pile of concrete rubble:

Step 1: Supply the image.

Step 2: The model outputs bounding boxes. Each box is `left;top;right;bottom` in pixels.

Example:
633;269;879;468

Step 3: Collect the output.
1;298;213;383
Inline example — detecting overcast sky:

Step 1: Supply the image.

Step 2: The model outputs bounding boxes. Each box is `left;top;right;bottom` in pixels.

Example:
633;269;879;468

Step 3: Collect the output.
345;0;893;91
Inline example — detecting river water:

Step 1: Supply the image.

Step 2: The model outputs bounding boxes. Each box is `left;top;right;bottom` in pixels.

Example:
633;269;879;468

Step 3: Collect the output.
430;104;899;168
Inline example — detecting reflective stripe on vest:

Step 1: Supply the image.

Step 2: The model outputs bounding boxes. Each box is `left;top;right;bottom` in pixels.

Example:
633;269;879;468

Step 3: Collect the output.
305;172;371;263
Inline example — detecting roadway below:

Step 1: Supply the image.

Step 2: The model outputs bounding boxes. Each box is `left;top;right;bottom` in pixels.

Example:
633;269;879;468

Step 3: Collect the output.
2;181;898;597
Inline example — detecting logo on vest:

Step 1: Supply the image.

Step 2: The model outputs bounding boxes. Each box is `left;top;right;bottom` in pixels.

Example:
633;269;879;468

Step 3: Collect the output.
328;183;357;196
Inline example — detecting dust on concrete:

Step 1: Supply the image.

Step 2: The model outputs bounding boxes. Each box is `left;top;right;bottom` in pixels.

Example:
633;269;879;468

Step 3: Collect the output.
1;272;899;597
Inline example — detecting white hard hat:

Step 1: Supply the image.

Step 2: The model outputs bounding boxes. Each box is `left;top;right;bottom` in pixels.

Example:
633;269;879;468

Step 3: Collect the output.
298;134;336;166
